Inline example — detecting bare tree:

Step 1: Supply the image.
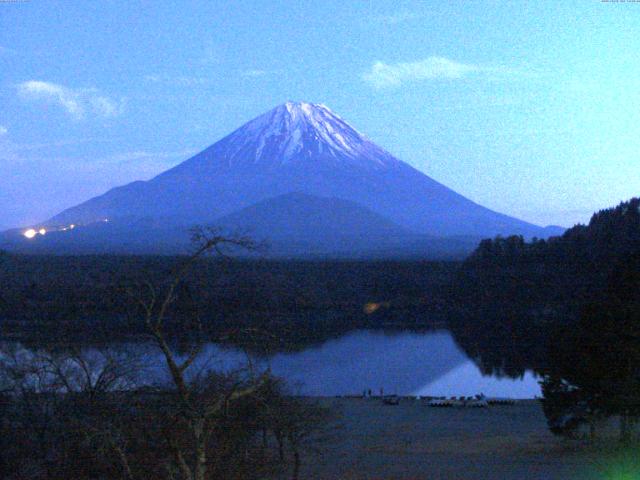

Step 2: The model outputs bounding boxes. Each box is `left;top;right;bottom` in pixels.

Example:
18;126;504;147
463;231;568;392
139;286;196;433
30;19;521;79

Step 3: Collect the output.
131;227;269;480
0;342;146;479
259;379;335;480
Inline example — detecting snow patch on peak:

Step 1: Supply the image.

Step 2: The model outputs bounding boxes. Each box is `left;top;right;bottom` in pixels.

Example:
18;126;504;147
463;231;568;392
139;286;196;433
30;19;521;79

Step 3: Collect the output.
216;101;399;170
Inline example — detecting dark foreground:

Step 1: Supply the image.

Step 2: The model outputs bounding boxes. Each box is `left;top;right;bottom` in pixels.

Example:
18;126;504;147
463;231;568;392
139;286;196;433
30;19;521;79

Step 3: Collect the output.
294;398;633;480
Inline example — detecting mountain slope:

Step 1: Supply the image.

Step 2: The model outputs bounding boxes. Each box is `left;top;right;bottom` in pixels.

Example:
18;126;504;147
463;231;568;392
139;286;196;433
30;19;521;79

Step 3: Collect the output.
215;192;478;258
1;192;478;258
213;192;413;256
45;102;553;241
218;192;407;238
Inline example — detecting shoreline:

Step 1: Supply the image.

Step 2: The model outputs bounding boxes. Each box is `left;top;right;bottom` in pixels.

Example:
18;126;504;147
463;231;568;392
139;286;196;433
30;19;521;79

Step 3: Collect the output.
289;397;607;479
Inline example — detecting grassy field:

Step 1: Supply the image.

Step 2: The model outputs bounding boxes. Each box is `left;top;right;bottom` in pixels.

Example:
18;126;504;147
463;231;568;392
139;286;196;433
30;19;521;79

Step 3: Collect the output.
291;398;636;479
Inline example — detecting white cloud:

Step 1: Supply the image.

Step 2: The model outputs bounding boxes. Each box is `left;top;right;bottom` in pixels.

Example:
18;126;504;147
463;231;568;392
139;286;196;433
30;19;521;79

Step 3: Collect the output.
363;56;481;88
18;81;83;118
17;80;124;119
90;96;122;117
0;125;7;136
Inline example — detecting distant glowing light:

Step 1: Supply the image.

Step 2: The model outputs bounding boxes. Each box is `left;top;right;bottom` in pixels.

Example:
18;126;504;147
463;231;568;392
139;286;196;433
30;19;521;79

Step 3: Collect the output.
23;229;37;239
38;228;46;235
363;301;390;315
70;224;75;229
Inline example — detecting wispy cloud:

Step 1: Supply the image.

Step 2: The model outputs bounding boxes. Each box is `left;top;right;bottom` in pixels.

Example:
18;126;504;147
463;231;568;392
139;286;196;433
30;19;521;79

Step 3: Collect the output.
17;80;125;120
363;57;481;88
18;81;83;118
0;125;7;136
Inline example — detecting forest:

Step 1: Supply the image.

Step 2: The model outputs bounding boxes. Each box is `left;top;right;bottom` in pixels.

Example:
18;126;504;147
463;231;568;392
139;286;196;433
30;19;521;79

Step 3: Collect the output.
452;198;640;439
0;252;456;350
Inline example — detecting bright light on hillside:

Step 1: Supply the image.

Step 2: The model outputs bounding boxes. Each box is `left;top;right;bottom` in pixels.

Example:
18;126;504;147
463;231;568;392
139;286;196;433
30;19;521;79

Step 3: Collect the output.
38;228;46;235
23;228;37;239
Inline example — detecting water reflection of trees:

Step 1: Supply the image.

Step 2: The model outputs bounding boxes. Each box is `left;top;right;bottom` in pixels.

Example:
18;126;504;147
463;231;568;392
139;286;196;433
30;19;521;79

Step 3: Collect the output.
447;308;551;379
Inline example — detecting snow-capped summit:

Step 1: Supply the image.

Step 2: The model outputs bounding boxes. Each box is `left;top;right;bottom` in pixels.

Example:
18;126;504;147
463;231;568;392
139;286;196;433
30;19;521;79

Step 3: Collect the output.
241;101;370;162
168;101;400;173
40;101;557;253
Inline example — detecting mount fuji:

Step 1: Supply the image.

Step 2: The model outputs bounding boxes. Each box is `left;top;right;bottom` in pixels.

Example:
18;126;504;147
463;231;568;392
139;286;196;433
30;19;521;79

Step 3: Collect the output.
3;102;563;257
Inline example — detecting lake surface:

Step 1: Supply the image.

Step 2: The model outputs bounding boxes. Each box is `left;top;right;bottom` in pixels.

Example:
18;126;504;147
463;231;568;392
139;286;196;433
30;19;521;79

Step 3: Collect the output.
163;330;541;398
7;329;541;398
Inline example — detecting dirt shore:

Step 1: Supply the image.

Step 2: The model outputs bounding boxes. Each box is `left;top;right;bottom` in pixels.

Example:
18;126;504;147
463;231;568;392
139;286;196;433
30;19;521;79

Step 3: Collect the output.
290;397;631;479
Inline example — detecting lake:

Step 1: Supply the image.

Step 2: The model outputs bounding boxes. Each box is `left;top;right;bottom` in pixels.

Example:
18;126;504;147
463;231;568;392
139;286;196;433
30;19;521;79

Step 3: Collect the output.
160;329;541;398
5;329;541;398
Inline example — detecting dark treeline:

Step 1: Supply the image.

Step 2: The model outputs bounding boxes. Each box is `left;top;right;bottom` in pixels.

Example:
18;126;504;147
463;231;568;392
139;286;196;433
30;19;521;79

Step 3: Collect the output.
0;254;456;351
456;198;640;313
452;198;640;439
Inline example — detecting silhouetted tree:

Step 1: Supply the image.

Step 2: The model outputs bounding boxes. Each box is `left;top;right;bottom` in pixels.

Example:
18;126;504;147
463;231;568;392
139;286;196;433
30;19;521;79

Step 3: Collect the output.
128;227;272;480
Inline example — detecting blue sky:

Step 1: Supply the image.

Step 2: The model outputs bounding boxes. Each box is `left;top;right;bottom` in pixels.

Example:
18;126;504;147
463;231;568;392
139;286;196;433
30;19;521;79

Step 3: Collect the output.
1;0;639;229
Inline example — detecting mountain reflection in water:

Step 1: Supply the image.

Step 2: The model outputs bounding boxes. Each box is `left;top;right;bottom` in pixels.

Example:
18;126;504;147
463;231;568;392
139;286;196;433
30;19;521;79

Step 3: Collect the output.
164;330;541;398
